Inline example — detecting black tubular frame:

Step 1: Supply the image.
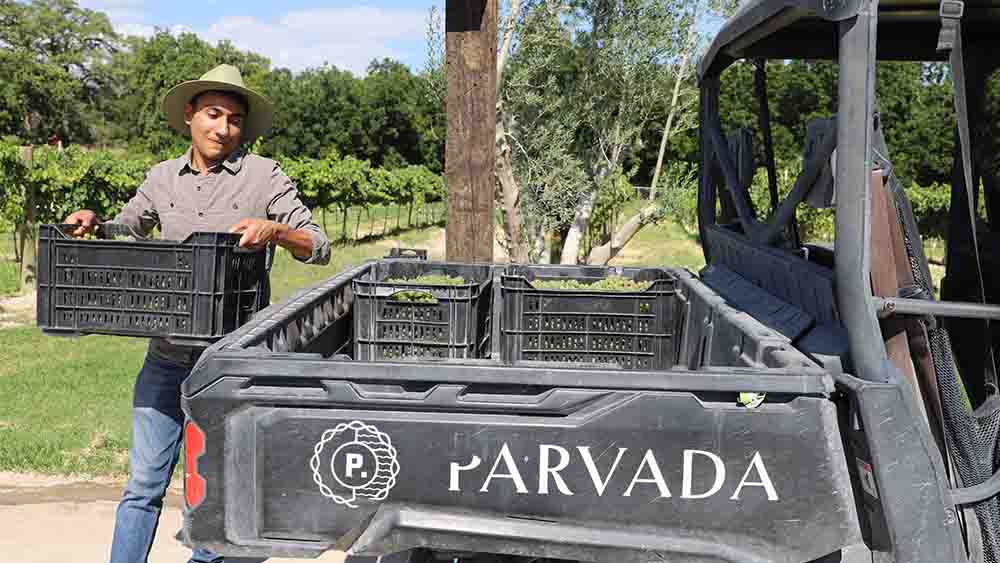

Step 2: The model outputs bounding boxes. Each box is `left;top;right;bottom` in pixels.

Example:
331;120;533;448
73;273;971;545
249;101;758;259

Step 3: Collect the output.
696;0;1000;560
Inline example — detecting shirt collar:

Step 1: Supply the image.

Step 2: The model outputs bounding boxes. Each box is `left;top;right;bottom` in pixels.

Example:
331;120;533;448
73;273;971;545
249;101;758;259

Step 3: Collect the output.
179;147;246;176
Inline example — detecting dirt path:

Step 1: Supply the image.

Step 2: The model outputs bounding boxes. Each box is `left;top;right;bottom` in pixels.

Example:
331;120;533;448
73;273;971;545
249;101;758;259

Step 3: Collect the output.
0;473;345;563
377;227;510;263
0;290;35;328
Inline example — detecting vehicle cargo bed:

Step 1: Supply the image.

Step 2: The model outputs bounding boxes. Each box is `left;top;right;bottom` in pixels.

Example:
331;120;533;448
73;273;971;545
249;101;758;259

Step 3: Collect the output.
179;261;862;563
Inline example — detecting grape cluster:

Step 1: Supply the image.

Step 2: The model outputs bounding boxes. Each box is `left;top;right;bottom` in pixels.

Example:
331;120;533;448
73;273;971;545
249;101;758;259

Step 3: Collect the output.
384;275;466;303
390;290;437;303
75;226;135;242
76;224;100;240
531;276;653;292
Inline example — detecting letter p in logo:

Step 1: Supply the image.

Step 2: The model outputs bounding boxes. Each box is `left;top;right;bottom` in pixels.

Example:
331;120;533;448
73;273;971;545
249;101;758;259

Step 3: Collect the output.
346;453;366;478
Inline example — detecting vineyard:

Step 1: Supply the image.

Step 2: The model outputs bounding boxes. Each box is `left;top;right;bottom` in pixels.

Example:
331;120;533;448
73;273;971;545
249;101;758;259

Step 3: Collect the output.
0;141;446;292
0;138;960;297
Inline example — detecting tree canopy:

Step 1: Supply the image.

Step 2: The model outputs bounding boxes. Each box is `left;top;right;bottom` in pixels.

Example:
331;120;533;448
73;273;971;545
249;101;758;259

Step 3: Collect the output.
0;0;118;145
0;0;446;173
1;0;993;265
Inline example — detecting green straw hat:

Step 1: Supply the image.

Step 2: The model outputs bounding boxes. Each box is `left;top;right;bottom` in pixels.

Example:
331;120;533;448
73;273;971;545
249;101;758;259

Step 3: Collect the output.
160;64;273;142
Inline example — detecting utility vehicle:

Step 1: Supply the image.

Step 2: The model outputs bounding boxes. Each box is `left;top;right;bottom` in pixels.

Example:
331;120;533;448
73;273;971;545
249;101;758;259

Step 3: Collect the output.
179;0;1000;561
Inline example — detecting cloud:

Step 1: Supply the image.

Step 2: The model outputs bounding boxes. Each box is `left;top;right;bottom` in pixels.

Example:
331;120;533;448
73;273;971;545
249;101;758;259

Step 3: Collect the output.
200;7;429;75
115;22;155;37
78;0;155;38
77;2;430;75
114;23;192;39
78;0;146;27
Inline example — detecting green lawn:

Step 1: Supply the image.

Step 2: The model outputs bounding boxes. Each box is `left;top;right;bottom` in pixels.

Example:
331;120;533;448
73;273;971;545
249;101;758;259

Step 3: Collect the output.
0;261;15;297
0;329;145;475
0;225;441;477
610;218;706;271
269;225;443;300
1;233;17;296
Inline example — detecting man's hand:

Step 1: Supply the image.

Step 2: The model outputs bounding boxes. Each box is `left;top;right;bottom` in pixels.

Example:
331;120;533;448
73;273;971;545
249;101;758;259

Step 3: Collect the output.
230;218;315;260
229;218;288;250
64;210;99;237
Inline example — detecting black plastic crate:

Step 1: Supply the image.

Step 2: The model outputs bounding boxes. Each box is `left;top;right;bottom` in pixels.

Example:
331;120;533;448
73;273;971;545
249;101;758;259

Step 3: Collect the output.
500;265;681;370
36;223;267;346
352;260;493;361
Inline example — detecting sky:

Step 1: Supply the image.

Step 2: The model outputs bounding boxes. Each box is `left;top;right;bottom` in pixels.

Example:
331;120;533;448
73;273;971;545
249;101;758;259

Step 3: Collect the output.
77;0;443;76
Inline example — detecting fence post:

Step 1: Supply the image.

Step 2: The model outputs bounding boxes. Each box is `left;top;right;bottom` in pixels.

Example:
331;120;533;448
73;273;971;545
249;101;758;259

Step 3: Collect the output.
17;145;36;292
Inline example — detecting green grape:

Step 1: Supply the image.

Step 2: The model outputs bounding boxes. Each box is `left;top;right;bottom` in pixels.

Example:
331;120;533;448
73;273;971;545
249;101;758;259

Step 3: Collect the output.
532;276;653;291
390;290;438;303
384;274;468;303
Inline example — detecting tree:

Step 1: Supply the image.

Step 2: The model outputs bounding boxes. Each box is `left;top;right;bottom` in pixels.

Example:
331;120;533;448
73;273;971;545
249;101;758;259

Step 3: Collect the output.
497;0;589;263
0;0;118;144
425;0;731;264
271;65;363;160
358;59;443;171
257;67;297;156
585;0;737;264
105;31;271;156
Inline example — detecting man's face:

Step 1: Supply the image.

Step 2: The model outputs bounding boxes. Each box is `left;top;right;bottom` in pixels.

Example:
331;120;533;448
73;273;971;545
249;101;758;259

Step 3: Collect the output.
184;92;245;164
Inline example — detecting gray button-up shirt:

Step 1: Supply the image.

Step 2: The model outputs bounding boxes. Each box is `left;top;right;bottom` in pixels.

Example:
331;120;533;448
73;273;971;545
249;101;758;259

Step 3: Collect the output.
111;148;331;366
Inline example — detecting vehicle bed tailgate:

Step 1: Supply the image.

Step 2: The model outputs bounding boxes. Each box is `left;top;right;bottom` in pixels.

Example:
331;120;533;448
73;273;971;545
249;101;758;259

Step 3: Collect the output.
182;376;862;563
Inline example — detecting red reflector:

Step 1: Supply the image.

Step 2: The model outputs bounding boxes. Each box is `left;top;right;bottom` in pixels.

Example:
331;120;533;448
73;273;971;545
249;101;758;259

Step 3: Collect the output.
184;420;206;509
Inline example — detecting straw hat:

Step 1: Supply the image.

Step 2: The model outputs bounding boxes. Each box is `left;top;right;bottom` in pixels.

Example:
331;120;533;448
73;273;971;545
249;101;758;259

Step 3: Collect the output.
160;64;273;142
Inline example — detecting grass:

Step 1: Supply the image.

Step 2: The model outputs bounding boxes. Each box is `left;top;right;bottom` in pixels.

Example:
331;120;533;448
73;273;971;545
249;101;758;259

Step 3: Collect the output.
269;225;442;301
594;197;706;271
0;260;16;296
924;238;947;298
610;218;706;271
1;233;17;296
0;225;440;477
0;328;146;475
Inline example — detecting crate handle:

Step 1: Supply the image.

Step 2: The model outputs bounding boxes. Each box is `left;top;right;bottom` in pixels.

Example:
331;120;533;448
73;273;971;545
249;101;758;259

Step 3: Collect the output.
387;289;438;304
56;222;149;241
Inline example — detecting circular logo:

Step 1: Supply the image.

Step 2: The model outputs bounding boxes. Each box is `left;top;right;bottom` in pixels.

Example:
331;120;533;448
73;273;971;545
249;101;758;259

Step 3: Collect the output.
331;442;378;489
310;421;400;508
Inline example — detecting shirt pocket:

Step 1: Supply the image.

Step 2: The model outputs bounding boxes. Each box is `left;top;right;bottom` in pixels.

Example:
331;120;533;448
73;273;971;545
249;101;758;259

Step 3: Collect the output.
216;189;267;221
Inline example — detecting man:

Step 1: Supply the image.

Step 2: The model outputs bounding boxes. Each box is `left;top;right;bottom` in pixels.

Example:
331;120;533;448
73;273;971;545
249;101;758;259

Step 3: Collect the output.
64;64;332;563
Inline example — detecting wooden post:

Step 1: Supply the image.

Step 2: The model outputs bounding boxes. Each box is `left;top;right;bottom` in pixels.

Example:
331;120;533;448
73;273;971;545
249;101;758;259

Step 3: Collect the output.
445;0;497;263
869;169;947;456
17;145;36;292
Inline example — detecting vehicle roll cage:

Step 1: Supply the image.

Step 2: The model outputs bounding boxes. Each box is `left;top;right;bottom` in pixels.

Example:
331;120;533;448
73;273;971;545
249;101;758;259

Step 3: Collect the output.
697;0;1000;521
697;0;1000;386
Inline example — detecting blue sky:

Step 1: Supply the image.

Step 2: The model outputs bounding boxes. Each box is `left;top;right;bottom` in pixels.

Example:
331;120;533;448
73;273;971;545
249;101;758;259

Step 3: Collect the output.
78;0;443;75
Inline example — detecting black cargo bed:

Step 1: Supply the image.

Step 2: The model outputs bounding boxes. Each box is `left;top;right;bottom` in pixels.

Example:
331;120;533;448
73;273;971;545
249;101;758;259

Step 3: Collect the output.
178;260;860;563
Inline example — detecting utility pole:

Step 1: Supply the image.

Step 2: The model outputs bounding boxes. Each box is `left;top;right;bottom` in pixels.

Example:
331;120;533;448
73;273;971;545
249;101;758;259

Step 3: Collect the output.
444;0;497;263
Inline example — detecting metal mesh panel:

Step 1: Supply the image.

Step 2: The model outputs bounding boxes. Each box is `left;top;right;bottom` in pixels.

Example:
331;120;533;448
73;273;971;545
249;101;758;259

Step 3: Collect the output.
930;327;1000;561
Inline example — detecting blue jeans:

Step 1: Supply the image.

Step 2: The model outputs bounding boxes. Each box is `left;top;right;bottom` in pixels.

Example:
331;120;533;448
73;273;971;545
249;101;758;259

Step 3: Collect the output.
110;356;265;563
